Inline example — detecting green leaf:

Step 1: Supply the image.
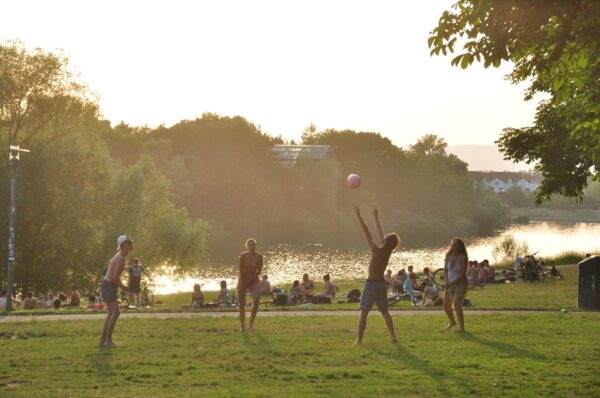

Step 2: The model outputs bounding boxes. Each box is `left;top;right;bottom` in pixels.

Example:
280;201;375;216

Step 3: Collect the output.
451;54;462;67
460;53;472;69
427;36;436;48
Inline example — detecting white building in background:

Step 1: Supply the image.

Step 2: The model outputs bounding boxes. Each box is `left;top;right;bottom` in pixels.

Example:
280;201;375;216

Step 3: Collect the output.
272;144;332;167
468;171;542;193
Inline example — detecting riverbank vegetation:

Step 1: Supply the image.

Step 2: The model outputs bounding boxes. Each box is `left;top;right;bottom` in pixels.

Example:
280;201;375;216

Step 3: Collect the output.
501;182;600;210
104;118;510;255
1;310;599;396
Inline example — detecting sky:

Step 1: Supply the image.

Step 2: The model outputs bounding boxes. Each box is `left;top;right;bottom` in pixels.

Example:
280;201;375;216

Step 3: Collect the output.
1;0;542;148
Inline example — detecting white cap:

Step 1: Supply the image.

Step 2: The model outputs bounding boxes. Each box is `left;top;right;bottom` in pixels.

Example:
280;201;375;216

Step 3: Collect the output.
116;235;132;251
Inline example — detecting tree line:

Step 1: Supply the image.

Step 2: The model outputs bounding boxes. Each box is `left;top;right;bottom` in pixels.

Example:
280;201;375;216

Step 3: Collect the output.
104;117;510;256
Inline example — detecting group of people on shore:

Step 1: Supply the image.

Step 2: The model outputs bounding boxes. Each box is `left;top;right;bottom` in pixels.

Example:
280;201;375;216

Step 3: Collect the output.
0;285;82;311
2;256;150;313
466;259;495;286
384;266;443;306
184;271;340;310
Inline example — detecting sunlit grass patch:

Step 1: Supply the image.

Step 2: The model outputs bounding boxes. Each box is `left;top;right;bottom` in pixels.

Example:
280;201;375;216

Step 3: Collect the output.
0;312;599;397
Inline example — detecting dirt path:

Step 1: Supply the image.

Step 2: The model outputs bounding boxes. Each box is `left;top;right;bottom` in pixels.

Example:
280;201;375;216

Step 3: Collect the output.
0;309;559;323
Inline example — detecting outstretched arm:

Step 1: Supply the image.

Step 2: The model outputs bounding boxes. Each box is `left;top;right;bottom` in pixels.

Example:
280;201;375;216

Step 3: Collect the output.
372;206;384;244
354;206;376;250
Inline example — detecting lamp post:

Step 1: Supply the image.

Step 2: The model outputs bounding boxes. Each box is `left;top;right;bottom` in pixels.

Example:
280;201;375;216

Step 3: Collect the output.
4;145;29;311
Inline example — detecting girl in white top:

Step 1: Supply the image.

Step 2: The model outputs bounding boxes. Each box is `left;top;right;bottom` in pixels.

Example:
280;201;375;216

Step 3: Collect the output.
443;238;469;332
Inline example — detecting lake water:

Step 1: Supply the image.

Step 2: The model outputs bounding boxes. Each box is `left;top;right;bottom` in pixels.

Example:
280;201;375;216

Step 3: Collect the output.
153;222;600;294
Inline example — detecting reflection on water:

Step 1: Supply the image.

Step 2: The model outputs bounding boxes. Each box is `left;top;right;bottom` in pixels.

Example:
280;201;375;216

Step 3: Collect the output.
153;222;600;294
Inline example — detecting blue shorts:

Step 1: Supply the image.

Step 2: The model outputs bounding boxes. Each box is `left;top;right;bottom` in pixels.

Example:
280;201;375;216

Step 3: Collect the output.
101;280;118;302
360;280;388;311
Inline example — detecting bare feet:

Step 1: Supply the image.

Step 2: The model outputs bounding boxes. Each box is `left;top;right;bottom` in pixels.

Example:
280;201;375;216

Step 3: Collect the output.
103;342;116;348
391;336;398;344
444;322;456;331
354;340;363;346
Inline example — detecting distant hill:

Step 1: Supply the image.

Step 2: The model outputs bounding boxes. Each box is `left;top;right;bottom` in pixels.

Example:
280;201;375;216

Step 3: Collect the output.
447;144;531;172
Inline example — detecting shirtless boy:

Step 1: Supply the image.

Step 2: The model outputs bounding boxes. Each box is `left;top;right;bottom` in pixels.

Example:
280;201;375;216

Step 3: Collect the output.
99;235;132;347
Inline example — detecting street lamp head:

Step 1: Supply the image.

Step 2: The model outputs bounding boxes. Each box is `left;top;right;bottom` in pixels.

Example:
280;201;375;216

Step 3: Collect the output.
8;145;30;160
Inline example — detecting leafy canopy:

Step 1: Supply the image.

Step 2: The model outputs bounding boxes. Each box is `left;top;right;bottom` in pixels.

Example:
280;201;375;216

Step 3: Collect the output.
429;0;600;203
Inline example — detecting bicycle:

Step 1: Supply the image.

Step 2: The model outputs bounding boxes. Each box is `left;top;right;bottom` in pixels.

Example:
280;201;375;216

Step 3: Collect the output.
520;252;546;282
432;268;446;287
139;281;154;307
118;290;130;309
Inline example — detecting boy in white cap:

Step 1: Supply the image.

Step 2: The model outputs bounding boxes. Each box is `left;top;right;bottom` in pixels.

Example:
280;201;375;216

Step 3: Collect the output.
99;235;132;347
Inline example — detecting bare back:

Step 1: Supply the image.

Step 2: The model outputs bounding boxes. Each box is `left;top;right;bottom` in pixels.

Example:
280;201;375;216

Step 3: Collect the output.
104;252;126;285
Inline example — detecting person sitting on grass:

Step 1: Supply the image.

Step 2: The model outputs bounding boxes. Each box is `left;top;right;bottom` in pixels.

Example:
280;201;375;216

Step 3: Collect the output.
53;298;61;310
392;271;406;294
477;263;488;286
192;283;204;308
384;269;393;290
288;280;302;305
215;280;232;305
319;274;339;298
467;261;478;287
57;291;68;303
86;294;105;310
484;259;495;283
403;273;420;305
180;283;205;310
23;291;38;310
417;267;434;291
45;293;55;309
423;285;443;307
301;273;315;297
69;285;81;307
550;265;562;278
259;275;271;295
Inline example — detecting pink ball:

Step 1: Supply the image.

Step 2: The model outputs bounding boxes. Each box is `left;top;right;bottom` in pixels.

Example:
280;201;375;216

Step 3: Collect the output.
347;174;361;189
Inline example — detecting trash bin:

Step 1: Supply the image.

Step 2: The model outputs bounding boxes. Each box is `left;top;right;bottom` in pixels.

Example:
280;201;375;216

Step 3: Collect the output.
578;255;600;310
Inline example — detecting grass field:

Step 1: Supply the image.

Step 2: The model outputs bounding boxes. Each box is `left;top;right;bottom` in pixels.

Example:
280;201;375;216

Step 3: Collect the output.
1;312;600;397
2;264;599;397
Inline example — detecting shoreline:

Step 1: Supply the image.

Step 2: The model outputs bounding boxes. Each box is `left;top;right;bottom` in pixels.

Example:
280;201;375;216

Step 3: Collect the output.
511;207;600;224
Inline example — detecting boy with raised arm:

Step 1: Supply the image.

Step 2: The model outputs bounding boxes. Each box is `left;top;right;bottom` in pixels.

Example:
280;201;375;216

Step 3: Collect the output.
354;206;400;345
99;235;132;347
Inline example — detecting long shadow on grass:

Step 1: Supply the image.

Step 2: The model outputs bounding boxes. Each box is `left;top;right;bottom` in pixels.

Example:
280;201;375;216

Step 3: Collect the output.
373;344;472;394
458;332;546;361
241;331;280;356
88;347;117;379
